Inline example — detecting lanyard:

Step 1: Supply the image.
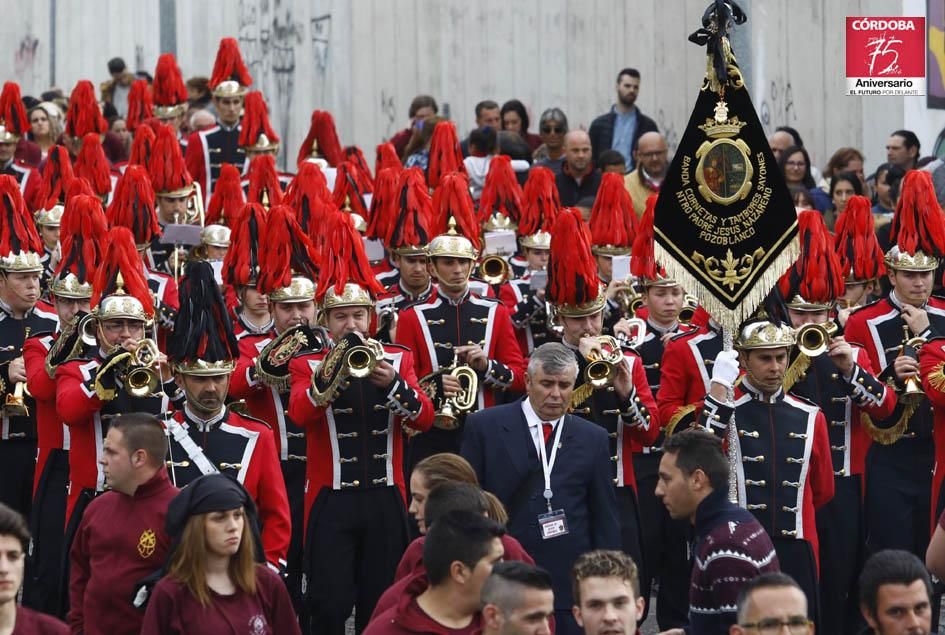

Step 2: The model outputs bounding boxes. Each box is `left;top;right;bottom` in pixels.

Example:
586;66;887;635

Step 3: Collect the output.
537;417;566;512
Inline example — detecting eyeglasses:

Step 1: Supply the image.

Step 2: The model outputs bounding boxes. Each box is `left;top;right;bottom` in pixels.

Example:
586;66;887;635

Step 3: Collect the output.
785;161;806;168
541;126;564;134
639;150;667;159
740;617;813;635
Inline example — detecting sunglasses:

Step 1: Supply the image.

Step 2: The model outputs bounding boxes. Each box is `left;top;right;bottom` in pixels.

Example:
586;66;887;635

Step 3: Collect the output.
541;126;564;134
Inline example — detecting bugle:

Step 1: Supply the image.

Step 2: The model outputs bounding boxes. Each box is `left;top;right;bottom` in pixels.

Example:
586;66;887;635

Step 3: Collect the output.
795;322;839;357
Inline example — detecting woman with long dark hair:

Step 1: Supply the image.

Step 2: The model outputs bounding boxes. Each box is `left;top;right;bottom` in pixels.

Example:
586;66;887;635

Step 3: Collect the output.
140;475;300;634
778;144;830;213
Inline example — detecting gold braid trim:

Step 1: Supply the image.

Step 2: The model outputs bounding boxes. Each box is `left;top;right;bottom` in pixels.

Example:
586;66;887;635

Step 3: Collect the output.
929;362;945;393
569;383;594;411
861;402;918;446
664;404;697;436
782;352;811;393
93;351;133;402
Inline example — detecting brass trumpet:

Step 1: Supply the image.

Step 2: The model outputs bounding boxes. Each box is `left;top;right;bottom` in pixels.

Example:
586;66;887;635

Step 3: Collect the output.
615;288;644;316
899;325;926;407
343;338;385;379
122;339;162;398
795;322;839;357
584;334;634;389
479;255;510;285
3;327;29;417
678;294;700;324
431;362;479;430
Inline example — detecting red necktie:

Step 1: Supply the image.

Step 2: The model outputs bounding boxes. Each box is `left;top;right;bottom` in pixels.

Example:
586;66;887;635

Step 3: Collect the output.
542;422;553;444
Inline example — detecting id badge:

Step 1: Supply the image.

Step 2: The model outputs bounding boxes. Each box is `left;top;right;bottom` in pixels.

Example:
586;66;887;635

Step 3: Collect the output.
538;509;569;540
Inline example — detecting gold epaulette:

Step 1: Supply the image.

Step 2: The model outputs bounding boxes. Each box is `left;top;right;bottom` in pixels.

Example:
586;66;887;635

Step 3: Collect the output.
664;404;697;436
782;352;811;393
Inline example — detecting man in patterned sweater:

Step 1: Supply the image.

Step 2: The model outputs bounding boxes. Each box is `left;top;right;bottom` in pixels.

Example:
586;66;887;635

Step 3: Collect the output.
656;428;779;635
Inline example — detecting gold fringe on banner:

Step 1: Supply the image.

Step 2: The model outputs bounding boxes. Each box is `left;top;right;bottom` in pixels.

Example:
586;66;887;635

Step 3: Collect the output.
653;237;800;333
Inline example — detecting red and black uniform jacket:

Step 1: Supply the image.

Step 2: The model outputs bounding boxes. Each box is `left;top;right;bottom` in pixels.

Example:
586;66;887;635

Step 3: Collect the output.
656;323;723;434
1;158;42;212
395;287;525;410
24;331;69;494
699;381;835;567
162;407;291;568
184;122;247;203
374;280;435;344
498;275;554;357
68;468;178;635
288;343;433;532
0;303;58;444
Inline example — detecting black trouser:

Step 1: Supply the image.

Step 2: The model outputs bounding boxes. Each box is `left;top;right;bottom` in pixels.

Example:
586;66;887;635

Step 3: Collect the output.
816;476;865;635
23;449;69;615
0;439;36;516
282;459;307;616
303;487;409;635
773;538;820;629
58;487;98;619
634;454;691;629
864;440;933;557
615;485;650;623
404;426;461;481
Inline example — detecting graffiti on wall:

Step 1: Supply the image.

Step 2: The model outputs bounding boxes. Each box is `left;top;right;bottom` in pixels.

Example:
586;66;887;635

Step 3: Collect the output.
758;78;796;133
13;32;40;85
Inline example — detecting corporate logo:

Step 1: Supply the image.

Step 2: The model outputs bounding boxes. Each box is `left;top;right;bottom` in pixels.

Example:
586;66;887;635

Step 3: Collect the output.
846;17;926;95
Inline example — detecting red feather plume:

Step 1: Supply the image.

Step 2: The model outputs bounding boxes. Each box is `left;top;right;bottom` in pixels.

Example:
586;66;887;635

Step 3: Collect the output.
889;169;945;257
39;146;75;210
285;162;331;234
128;125;156;167
152;54;188;109
148;123;192;194
106;165;160;244
547;208;600;307
478;155;524;223
0;82;28;137
389;168;434;251
74;133;112;197
209;38;252;90
777;210;845;303
238;91;279;148
246;154;284;207
256;204;319;294
205;164;245;226
56;193;108;283
631;195;658;279
222;202;266;287
427;121;466;189
66;80;107;137
66;177;98;202
296;110;344;168
432;172;480;251
91;226;154;316
366;167;401;243
589;172;637;249
0;176;44;256
834;195;885;281
125;80;153;132
332;161;369;218
345;146;374;192
520;166;560;237
375;143;403;176
315;212;385;303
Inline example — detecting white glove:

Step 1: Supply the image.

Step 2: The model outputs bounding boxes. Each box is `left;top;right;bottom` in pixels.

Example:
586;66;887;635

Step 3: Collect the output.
710;350;740;390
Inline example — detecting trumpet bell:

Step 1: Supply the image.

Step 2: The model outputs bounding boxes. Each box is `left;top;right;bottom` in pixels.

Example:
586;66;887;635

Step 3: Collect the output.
585;360;615;388
126;367;161;398
479;256;510;285
346;346;378;378
795;322;838;358
901;377;926;407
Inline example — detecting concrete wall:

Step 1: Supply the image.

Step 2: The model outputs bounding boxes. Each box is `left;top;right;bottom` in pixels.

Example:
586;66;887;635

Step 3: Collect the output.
3;0;931;173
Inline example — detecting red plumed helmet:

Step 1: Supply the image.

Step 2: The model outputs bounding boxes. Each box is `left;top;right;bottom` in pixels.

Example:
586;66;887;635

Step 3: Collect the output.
91;226;155;316
205;163;245;226
106;165;160;245
345;146;374;192
366;167;401;243
66;80;107;138
547;208;601;310
589;172;637;255
389;168;434;254
148;123;193;195
209;38;252;94
315;212;385;303
427;121;466;189
0;176;44;257
519;166;560;238
246;154;284;207
0;82;29;141
66;177;98;202
631;195;659;279
256;204;319;295
56;193;108;284
432;172;479;250
239;91;279;151
332;161;370;218
834;195;885;281
222;202;266;287
296;110;344;168
889;169;945;257
777;210;845;304
479;155;524;224
128;124;156;167
39;146;75;210
375;143;403;176
285;162;331;234
152;54;188;117
125;80;153;132
74;133;112;198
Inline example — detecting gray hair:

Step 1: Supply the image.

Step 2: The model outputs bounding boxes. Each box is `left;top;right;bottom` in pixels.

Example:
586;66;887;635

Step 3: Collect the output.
528;342;578;379
538;107;568;131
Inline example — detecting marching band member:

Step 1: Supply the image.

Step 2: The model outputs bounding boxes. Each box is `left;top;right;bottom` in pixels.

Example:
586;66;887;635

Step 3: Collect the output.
588;172;638;334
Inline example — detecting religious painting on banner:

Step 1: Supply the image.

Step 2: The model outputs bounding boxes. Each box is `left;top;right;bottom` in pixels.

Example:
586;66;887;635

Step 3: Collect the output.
653;1;799;331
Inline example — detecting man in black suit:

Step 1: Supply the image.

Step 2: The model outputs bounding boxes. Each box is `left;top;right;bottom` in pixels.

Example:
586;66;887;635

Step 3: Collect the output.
462;342;620;635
